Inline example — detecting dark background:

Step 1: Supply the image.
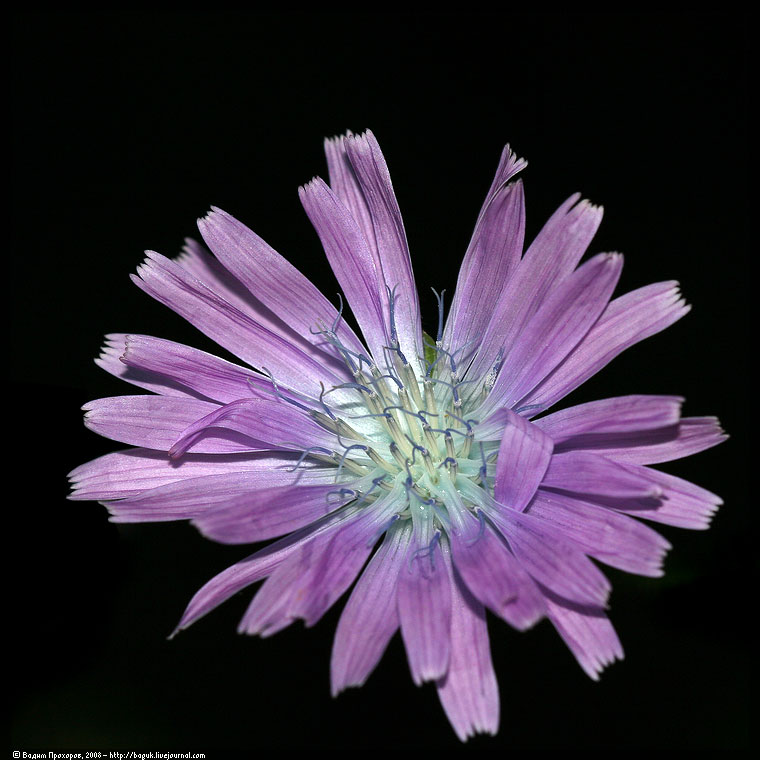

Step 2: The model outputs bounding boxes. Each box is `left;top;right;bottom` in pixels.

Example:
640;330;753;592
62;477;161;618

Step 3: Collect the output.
11;11;749;752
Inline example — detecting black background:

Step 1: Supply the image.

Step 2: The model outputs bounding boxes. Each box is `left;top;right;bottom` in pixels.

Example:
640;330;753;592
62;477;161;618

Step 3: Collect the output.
11;10;749;752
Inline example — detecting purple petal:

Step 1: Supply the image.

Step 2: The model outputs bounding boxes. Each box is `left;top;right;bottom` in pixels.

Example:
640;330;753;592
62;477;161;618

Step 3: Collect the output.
101;467;337;523
533;394;684;443
586;465;723;529
198;207;366;359
173;506;358;634
521;281;690;414
240;486;404;634
444;146;526;355
98;333;282;403
481;252;623;414
544;594;623;680
68;449;325;502
436;554;500;742
132;250;346;397
448;508;545;630
397;532;452;685
192;483;357;544
343;130;423;370
83;395;224;451
484;500;611;607
528;489;671;576
299;177;389;365
492;408;554;512
331;519;411;694
467;194;603;381
167;398;341;458
562;416;727;465
542;451;667;500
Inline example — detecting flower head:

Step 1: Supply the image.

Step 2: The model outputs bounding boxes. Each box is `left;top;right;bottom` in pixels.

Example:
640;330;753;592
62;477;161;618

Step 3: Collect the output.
70;130;725;741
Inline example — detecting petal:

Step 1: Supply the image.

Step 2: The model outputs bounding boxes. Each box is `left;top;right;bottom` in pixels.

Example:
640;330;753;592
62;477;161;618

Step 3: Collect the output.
173;505;359;634
562;416;728;465
444;146;526;355
542;451;667;500
98;333;280;403
492;408;554;512
397;532;452;685
103;475;340;529
239;484;405;634
167;398;342;458
330;519;411;694
584;465;723;530
544;592;623;680
480;252;623;414
83;395;222;451
343;130;423;371
469;486;611;608
299;177;389;365
521;281;690;414
68;449;324;501
533;394;684;443
191;483;357;544
197;207;366;358
448;509;545;630
436;555;500;742
527;489;671;576
324;132;376;262
467;194;603;381
132;251;346;397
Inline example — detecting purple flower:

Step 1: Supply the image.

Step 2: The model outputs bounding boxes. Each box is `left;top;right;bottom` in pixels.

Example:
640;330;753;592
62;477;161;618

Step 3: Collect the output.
69;129;725;741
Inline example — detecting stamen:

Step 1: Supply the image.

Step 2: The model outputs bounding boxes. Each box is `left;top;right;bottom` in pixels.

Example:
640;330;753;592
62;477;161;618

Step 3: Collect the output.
389;441;410;470
326;488;358;505
431;287;446;343
286;446;334;472
258;368;314;414
464;509;487;547
318;382;336;420
336;444;369;480
366;514;400;548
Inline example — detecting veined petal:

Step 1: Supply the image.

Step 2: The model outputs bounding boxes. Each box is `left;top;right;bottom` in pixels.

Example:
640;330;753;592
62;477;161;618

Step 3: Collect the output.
448;508;545;630
444;146;526;354
167;398;344;458
492;408;554;512
103;475;340;528
521;281;690;415
527;490;671;577
542;451;667;500
132;251;347;397
584;465;723;530
173;505;360;635
463;485;611;608
98;333;281;404
480;252;623;415
83;395;223;451
436;554;500;743
324;132;376;264
397;531;452;685
192;483;358;544
198;207;366;358
467;194;603;381
343;130;423;372
68;449;326;502
544;593;624;680
563;416;727;465
534;395;684;443
330;519;411;695
299;177;389;365
239;482;405;634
